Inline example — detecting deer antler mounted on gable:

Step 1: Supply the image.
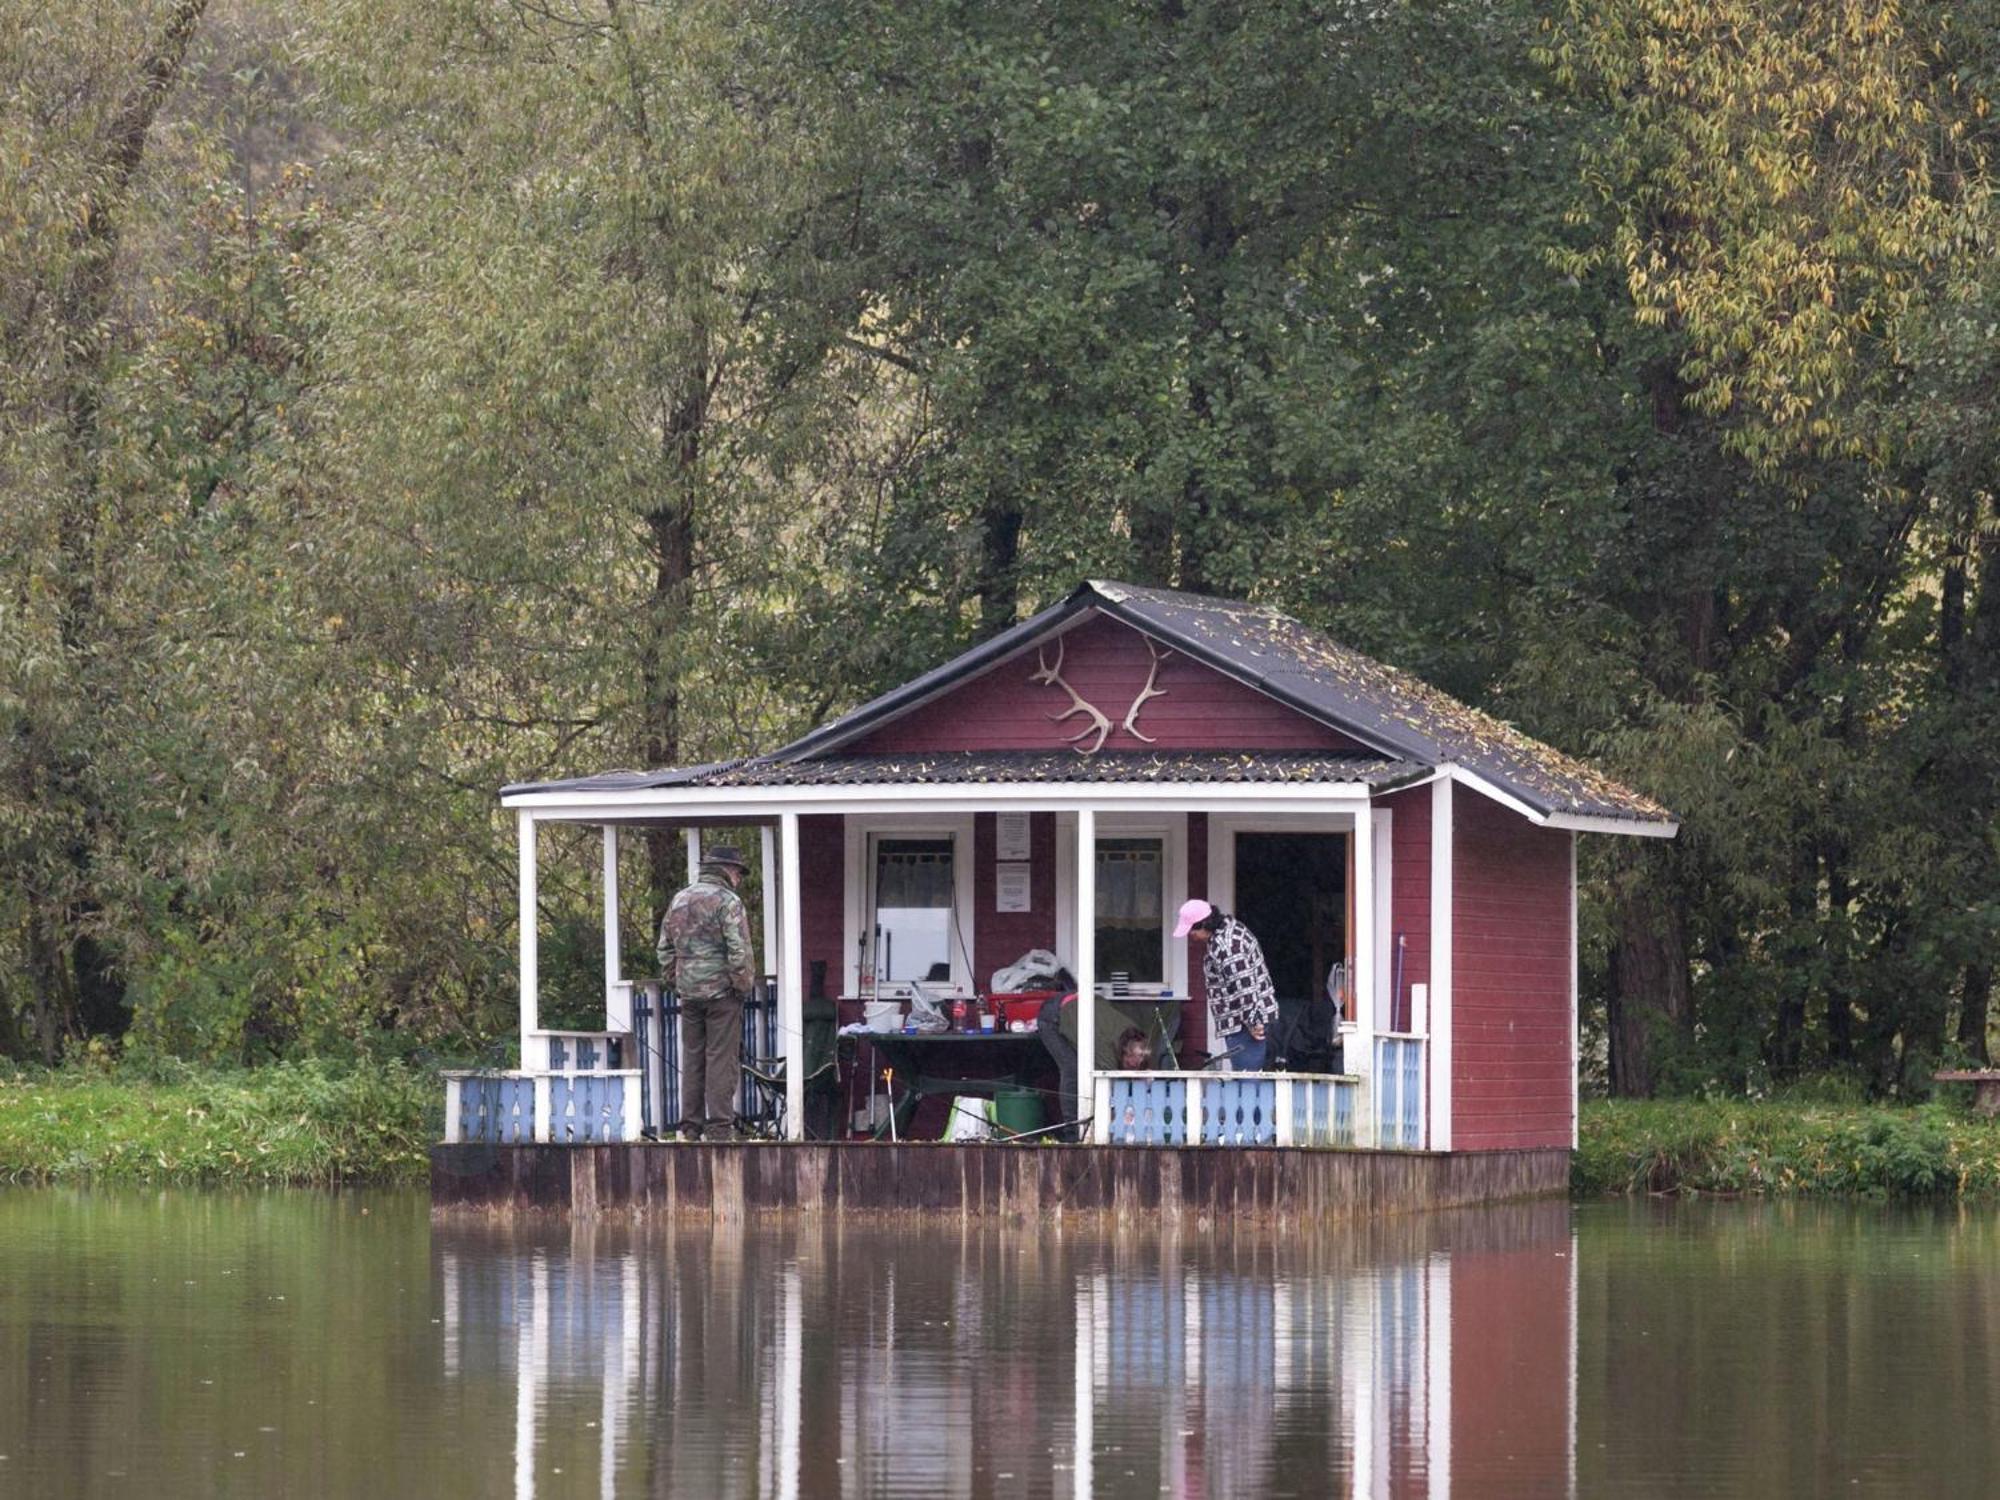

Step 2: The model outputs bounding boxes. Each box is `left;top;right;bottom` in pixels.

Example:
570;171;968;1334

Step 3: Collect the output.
1121;639;1175;743
1028;639;1114;755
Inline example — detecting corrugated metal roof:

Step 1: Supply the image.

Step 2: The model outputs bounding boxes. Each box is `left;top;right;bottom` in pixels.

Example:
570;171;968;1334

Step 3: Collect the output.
1081;583;1672;824
500;760;746;798
698;750;1422;788
505;750;1418;796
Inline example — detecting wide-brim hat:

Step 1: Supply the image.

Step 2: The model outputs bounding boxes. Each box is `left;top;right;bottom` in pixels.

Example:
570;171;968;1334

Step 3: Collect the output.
700;843;751;872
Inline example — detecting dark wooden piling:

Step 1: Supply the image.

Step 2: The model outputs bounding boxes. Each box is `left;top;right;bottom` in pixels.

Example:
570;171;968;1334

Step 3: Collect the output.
430;1142;1569;1223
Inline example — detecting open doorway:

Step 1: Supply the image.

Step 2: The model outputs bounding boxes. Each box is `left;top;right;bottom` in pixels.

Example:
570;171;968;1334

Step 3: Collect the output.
1233;831;1349;1044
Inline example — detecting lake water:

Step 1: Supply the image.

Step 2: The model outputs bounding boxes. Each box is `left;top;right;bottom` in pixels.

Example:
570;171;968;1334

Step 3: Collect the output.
0;1189;1995;1498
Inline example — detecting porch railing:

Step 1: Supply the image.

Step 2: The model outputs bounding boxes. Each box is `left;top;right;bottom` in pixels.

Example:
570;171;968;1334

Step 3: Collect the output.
443;1071;643;1144
622;978;781;1136
1094;1072;1361;1147
1373;1035;1427;1149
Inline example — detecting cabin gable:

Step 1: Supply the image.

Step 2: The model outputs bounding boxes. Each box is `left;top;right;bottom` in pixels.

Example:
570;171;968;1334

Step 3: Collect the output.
849;614;1364;757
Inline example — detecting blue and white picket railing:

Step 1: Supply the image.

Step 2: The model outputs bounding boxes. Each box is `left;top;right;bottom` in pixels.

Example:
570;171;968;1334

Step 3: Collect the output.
1372;1035;1428;1150
1094;1072;1361;1148
523;1030;628;1073
443;1070;643;1144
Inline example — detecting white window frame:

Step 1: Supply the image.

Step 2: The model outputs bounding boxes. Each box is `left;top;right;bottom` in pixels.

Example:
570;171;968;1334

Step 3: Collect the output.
1055;811;1189;999
843;815;977;997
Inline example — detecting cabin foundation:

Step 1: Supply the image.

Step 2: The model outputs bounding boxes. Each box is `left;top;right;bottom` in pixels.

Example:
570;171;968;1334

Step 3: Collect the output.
429;1142;1570;1222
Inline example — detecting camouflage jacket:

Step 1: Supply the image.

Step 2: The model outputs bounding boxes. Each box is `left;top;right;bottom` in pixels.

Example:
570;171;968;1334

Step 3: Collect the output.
657;873;755;1001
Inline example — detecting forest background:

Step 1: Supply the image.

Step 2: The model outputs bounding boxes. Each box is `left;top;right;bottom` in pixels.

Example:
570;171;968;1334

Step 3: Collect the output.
5;0;1999;1103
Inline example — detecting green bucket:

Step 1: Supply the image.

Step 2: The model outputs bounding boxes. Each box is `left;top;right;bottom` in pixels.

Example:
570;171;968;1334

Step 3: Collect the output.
990;1087;1045;1137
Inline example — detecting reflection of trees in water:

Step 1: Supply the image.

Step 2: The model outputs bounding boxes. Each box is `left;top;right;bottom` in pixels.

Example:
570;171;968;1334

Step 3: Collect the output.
1577;1202;2000;1499
431;1201;1579;1500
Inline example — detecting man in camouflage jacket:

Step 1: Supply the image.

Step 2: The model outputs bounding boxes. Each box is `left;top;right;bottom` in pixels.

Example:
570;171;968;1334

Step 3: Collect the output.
657;844;757;1140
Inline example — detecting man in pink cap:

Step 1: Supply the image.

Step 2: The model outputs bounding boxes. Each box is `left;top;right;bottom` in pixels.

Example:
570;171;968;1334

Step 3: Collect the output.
1174;898;1278;1070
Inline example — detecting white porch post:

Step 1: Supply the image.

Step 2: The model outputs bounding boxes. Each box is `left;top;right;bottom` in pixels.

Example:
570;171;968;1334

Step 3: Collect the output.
602;824;625;1030
1075;807;1097;1142
1352;803;1377;1146
518;810;539;1065
686;826;701;885
760;824;779;978
779;811;806;1140
1430;776;1455;1152
1569;830;1580;1152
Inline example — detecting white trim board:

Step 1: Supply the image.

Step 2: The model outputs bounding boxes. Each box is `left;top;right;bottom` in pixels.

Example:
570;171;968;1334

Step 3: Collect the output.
505;767;1676;837
1444;765;1677;838
1570;830;1580;1152
501;780;1381;819
1429;775;1454;1153
1203;810;1365;914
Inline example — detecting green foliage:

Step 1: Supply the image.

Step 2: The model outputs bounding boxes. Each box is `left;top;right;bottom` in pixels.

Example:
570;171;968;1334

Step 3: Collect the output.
0;0;1995;1102
1575;1098;2000;1198
0;1059;436;1184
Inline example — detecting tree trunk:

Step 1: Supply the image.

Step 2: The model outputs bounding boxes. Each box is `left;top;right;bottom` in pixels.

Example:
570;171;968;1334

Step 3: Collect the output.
1606;863;1693;1097
640;366;707;927
975;499;1023;640
1174;186;1237;596
17;0;211;1058
1130;506;1176;586
1958;965;1992;1066
1822;840;1856;1065
1945;511;1990;1066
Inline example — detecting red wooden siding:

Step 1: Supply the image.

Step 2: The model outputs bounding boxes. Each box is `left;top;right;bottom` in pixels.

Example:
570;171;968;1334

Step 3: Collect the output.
796;812;1065;998
851;614;1363;755
1451;792;1574;1150
973;812;1059;985
1376;784;1432;1020
1184;813;1210;1050
798;815;845;1000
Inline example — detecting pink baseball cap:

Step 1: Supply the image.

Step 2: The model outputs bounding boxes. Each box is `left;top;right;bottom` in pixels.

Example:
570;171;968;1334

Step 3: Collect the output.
1171;898;1214;939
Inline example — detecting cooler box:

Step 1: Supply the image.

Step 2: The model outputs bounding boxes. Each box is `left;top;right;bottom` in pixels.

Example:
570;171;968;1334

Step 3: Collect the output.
991;990;1063;1028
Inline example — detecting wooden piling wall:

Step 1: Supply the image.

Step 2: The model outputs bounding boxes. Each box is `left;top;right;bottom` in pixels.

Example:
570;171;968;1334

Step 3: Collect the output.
430;1142;1569;1223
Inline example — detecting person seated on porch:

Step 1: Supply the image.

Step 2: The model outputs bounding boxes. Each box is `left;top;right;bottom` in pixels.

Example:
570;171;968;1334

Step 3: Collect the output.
1036;995;1156;1141
1174;899;1278;1072
1116;1027;1152;1071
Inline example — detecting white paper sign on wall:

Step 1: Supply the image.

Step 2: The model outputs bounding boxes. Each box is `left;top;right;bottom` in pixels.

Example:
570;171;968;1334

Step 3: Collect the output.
996;812;1031;861
996;862;1032;913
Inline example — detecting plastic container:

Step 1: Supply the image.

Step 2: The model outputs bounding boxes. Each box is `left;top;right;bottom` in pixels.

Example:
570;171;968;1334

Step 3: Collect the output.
992;990;1062;1028
990;1086;1045;1137
863;1000;902;1032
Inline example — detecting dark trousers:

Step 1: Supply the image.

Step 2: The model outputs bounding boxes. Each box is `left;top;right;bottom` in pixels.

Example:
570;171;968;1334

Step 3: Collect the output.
680;991;744;1132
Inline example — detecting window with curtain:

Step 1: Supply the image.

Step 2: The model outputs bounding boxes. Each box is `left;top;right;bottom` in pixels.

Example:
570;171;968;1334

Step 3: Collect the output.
873;838;956;985
1096;837;1164;985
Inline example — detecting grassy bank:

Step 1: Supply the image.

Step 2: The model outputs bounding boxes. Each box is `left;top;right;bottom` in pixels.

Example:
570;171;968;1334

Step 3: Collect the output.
1576;1097;2000;1199
0;1061;437;1186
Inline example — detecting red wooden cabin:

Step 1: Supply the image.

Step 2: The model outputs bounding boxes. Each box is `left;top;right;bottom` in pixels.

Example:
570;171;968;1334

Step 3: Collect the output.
480;580;1674;1154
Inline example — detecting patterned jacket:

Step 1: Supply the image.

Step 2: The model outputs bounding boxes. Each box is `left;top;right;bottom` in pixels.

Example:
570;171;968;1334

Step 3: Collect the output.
1202;915;1278;1037
657;873;756;1001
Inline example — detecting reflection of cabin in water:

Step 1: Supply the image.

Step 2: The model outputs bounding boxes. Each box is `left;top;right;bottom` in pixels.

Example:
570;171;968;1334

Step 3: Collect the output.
438;581;1672;1216
434;1205;1578;1497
